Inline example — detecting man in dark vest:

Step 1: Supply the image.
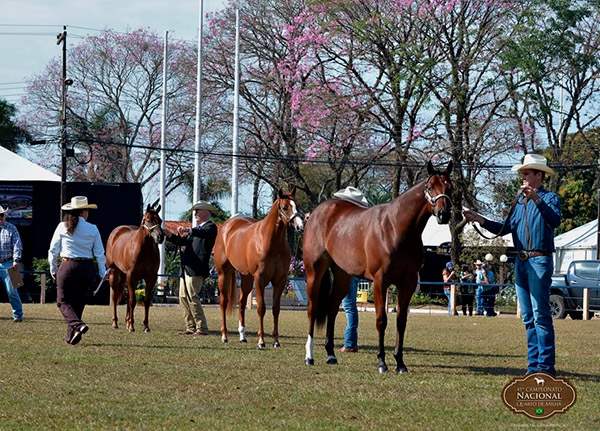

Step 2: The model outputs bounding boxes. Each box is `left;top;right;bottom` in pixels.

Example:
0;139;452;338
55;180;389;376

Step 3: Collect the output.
165;200;218;335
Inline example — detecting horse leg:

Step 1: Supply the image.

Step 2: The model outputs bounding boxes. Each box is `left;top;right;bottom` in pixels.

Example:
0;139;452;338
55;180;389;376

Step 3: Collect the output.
126;276;137;332
304;261;328;365
218;266;233;343
393;285;415;373
142;275;156;333
271;274;288;348
253;275;267;350
110;269;123;329
373;279;389;373
237;275;253;343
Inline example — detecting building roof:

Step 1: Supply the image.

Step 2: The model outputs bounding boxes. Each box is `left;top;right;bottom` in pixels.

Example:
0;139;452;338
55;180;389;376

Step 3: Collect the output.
0;146;61;182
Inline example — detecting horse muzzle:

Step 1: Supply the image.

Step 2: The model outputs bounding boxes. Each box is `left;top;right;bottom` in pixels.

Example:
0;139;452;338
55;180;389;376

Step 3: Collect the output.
435;209;451;224
153;232;165;245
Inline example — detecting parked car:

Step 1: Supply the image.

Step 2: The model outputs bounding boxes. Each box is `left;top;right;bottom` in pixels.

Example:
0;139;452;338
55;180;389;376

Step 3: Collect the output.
550;260;600;319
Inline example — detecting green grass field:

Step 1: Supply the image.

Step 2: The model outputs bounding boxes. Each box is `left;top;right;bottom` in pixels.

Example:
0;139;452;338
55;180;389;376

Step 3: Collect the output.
1;304;598;430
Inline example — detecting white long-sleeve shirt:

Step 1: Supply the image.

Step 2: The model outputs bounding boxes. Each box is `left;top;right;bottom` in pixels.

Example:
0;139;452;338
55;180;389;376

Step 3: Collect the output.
48;216;106;277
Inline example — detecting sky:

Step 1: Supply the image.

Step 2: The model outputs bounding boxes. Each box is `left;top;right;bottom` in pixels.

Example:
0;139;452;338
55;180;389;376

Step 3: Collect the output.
0;0;273;221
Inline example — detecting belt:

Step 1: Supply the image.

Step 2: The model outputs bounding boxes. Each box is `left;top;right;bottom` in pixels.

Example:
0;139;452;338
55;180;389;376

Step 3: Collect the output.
62;257;93;262
527;251;552;258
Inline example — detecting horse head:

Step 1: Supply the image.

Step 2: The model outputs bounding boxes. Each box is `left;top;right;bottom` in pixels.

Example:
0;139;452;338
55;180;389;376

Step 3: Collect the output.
277;186;304;232
143;204;165;244
425;161;453;224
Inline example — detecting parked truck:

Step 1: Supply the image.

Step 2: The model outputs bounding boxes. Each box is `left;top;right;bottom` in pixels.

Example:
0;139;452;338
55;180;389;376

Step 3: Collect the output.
550;260;600;319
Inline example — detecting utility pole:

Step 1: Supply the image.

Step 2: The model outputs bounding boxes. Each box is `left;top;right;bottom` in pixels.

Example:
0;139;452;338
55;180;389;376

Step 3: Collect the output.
57;26;73;216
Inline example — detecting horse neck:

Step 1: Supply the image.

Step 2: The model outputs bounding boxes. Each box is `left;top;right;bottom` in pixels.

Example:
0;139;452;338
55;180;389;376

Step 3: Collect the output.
391;181;431;234
136;221;154;248
259;200;287;244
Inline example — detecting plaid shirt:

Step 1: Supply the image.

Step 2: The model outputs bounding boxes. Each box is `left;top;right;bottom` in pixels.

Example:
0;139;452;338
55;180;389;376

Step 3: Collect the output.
0;221;23;261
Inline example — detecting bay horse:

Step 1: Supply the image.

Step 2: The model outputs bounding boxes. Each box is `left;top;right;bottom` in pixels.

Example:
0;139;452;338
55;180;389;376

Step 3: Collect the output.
303;161;453;373
214;187;304;348
105;203;165;333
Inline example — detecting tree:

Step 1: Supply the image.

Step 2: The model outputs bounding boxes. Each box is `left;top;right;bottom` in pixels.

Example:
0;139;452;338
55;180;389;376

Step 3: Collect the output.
0;99;30;152
18;28;229;203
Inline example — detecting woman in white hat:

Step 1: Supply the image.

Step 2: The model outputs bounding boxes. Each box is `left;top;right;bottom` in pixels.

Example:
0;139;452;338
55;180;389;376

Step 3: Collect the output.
48;196;106;345
464;154;561;376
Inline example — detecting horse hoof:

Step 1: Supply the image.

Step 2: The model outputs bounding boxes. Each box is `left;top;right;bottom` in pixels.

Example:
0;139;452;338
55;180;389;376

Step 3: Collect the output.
128;328;135;333
396;367;408;374
221;339;228;343
378;365;389;374
273;342;281;348
239;339;247;343
144;328;150;333
304;358;314;366
258;343;266;350
112;326;118;330
326;356;338;365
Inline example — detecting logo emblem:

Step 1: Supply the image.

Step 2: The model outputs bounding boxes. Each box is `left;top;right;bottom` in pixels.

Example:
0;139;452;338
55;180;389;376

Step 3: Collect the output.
502;373;577;420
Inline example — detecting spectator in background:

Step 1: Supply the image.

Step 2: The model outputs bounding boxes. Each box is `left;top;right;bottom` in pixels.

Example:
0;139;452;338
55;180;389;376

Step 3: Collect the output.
459;263;476;316
479;263;497;317
442;262;459;316
0;205;23;322
474;260;485;315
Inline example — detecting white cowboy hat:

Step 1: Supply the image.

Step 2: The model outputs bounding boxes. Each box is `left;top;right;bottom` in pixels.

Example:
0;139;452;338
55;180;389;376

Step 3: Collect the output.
333;186;368;206
511;154;555;175
474;260;483;265
191;200;218;214
0;205;7;215
61;196;98;210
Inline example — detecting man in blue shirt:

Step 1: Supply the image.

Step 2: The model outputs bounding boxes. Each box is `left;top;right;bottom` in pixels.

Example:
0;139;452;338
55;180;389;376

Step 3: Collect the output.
0;205;23;322
464;154;561;376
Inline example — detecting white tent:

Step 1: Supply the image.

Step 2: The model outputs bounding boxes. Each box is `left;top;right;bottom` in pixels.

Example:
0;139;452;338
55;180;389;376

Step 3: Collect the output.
0;146;60;182
554;219;597;274
422;216;513;248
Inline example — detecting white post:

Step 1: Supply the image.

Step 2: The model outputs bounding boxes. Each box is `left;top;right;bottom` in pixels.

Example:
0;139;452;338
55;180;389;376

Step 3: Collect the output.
193;0;204;204
583;288;590;321
231;6;240;216
159;30;169;285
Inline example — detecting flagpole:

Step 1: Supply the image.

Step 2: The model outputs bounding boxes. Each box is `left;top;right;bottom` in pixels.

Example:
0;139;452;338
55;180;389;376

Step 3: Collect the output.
193;0;204;204
231;6;240;216
159;30;169;281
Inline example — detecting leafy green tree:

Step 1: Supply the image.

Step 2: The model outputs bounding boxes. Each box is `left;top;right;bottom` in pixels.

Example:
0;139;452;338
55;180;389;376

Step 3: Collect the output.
0;99;30;152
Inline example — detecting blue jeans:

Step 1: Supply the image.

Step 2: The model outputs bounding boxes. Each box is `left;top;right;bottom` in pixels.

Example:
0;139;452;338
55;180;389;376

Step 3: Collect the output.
0;261;23;320
341;277;359;349
475;286;484;314
443;289;452;315
515;256;555;376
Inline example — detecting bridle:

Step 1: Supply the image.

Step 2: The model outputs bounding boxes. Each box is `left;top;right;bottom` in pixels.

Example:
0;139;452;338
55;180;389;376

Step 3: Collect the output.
143;222;163;233
278;200;303;226
424;175;452;213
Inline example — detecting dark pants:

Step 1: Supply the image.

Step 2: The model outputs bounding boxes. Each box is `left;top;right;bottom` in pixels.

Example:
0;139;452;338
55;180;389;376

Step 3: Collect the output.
461;294;475;316
56;260;95;343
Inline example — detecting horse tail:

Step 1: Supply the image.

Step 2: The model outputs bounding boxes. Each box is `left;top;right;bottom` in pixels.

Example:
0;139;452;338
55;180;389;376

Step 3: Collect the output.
224;271;237;315
315;268;332;329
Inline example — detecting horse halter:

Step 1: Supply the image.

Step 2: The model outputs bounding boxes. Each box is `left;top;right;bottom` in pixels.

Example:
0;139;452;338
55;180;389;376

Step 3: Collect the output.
143;222;162;233
278;200;302;226
424;175;452;212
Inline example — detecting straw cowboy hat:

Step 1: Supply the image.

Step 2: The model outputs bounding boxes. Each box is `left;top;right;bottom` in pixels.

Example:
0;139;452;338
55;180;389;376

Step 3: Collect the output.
0;205;7;215
61;196;98;210
333;186;368;206
511;154;555;175
191;200;218;214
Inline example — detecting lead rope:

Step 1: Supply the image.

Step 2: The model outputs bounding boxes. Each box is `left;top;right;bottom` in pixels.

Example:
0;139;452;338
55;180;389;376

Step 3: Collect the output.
472;188;523;240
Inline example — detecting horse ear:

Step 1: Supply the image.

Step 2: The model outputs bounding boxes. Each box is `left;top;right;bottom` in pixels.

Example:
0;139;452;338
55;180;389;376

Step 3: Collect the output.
290;185;296;197
155;204;161;213
145;204;152;213
278;189;285;199
444;160;453;175
427;160;435;175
